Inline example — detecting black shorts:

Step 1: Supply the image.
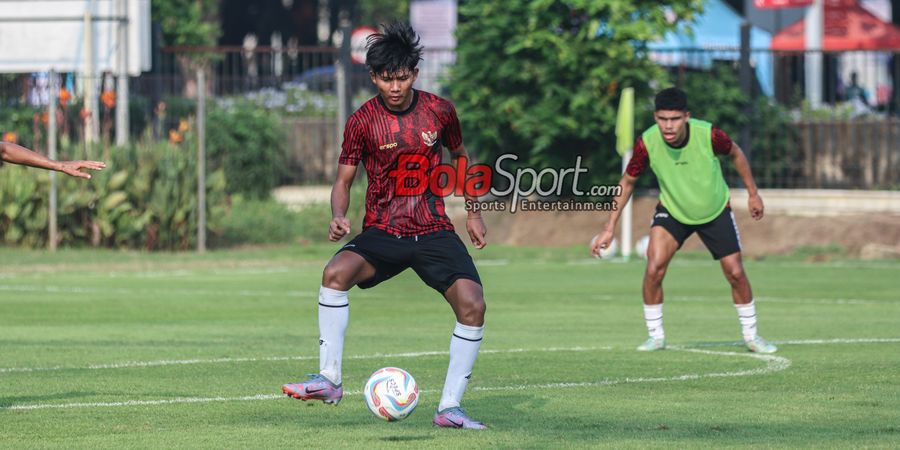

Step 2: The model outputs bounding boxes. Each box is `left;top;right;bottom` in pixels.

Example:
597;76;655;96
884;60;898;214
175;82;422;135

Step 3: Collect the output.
337;228;482;293
651;204;742;260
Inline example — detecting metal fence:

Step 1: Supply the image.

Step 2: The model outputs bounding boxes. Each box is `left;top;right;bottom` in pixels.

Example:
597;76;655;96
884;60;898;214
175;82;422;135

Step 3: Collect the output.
650;47;900;189
649;48;900;113
2;46;898;189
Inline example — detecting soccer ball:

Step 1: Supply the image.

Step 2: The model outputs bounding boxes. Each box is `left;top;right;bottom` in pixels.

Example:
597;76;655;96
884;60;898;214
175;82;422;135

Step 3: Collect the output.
363;367;419;421
635;235;650;259
601;237;618;258
591;234;618;259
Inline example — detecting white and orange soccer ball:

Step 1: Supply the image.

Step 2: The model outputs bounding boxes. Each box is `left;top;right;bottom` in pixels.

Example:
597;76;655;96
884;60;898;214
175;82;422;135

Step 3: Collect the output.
635;235;650;259
363;367;419;421
590;235;618;259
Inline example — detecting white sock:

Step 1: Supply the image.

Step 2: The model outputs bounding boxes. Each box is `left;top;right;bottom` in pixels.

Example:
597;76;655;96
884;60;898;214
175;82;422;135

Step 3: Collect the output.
318;286;349;385
644;303;665;340
735;301;758;342
438;322;484;411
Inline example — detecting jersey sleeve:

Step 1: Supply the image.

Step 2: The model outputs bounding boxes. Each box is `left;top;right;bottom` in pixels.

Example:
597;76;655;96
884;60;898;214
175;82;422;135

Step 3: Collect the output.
338;115;365;166
711;126;734;156
441;102;463;150
625;137;649;177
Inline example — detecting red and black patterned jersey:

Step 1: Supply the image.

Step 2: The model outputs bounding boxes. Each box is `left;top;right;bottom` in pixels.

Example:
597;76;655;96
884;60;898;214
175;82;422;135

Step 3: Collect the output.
626;124;734;177
339;89;462;236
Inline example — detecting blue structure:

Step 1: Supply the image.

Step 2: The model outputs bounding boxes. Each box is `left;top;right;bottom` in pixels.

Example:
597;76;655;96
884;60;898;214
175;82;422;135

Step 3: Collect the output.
647;0;775;97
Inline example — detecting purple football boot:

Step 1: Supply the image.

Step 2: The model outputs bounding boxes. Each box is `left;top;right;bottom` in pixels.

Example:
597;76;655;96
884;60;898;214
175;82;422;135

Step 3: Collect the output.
433;407;487;429
282;374;343;405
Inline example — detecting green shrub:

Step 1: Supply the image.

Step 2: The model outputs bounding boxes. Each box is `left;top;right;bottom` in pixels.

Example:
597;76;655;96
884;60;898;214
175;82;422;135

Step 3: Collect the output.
0;139;227;250
449;0;703;188
213;196;330;247
0;104;40;148
207;99;286;199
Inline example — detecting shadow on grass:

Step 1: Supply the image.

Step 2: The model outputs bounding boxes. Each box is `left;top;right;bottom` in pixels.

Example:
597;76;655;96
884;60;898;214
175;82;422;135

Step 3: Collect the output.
379;435;434;442
677;340;746;349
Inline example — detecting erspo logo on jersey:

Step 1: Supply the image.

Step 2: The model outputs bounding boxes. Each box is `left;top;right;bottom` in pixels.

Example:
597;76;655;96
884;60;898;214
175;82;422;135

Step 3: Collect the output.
387;153;622;213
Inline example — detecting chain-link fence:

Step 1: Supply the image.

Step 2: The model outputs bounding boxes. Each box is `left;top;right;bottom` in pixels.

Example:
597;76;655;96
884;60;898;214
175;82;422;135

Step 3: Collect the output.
650;47;900;189
2;47;898;189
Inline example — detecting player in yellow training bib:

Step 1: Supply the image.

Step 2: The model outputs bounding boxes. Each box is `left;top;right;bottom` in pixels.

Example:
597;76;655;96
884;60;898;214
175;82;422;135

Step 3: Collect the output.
591;87;777;354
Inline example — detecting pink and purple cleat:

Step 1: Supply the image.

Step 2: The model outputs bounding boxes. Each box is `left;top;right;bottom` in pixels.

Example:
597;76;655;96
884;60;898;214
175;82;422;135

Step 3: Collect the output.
282;374;343;405
433;407;487;429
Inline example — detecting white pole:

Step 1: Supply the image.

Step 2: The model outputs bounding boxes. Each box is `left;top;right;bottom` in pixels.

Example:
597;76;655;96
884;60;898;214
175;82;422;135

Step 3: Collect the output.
84;10;98;145
621;150;632;261
48;70;59;251
805;0;824;108
115;0;129;146
196;69;207;253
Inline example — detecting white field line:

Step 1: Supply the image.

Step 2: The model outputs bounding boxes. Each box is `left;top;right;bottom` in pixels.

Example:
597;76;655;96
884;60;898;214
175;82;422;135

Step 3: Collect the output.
0;284;884;306
0;284;317;298
470;347;792;392
0;258;894;281
0;346;610;374
587;293;884;305
0;339;895;411
4;337;896;412
774;337;900;345
674;295;878;305
662;260;900;270
473;259;510;266
673;337;900;348
127;267;295;278
569;258;899;270
0;266;304;279
0;346;790;411
2;394;286;411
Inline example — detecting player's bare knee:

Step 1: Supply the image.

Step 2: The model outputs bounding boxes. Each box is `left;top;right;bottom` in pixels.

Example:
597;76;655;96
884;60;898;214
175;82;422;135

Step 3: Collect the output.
645;263;667;284
472;297;486;322
321;264;352;290
458;297;486;326
725;267;746;286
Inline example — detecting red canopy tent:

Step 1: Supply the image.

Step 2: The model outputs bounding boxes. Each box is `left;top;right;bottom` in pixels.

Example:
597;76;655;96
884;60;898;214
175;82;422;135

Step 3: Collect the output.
771;0;900;50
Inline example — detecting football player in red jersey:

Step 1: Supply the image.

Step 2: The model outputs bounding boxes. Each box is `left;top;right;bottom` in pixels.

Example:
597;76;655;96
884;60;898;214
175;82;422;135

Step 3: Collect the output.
282;22;488;429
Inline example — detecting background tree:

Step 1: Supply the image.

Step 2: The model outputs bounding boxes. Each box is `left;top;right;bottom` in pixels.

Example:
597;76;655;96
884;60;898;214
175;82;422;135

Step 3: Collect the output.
352;0;409;27
450;0;703;187
152;0;221;97
679;64;798;189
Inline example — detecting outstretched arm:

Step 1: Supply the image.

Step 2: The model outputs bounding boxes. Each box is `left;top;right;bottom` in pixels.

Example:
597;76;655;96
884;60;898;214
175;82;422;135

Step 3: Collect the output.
729;143;764;220
0;141;106;179
590;174;637;257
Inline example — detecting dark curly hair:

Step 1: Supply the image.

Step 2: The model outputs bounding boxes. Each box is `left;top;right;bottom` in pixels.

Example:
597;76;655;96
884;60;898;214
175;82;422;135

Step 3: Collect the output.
655;87;688;111
365;21;424;75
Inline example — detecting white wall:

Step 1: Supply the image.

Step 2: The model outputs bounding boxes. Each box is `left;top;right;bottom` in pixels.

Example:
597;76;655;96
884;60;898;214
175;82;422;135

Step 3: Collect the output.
0;0;150;75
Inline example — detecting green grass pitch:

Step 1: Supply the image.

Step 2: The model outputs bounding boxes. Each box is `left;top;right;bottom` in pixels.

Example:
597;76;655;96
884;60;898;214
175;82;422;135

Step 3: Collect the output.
1;245;898;449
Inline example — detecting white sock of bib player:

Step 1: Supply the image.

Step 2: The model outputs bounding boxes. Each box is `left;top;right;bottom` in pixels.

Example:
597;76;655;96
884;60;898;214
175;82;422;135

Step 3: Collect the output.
438;322;484;411
735;300;758;342
318;286;349;385
643;303;665;340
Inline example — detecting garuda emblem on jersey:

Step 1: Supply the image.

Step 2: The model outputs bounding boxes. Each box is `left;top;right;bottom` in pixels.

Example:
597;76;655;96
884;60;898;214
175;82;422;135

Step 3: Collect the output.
421;130;438;147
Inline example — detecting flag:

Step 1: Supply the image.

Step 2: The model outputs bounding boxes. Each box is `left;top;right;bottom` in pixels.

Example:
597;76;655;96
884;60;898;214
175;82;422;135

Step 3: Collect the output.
615;87;634;157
